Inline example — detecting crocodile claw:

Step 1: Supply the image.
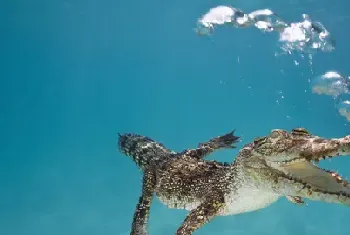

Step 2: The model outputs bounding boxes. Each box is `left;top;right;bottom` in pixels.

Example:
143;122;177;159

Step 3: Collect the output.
200;130;240;149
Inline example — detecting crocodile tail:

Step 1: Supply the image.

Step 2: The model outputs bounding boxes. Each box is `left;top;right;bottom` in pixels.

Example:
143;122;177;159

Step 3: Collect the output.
118;133;174;170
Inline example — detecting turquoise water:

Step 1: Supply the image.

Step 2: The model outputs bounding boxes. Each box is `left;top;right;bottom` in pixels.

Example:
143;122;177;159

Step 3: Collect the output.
1;0;350;234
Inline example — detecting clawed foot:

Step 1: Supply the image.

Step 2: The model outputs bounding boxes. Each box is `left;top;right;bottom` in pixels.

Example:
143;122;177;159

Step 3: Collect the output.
199;130;240;149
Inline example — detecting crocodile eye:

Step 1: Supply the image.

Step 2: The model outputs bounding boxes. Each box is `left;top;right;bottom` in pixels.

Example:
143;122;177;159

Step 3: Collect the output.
291;128;310;136
270;130;281;139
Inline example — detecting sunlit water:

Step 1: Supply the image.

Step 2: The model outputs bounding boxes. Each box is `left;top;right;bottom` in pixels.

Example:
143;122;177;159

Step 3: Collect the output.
1;0;350;235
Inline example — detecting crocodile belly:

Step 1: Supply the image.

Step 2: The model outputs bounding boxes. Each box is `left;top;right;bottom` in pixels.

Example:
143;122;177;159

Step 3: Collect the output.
220;187;280;216
156;193;202;211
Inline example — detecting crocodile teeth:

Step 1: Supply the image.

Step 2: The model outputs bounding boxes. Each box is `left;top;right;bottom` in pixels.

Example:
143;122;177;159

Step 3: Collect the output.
279;161;350;196
318;155;333;161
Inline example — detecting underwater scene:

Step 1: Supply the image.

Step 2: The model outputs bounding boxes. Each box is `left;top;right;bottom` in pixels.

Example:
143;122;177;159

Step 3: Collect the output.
1;0;350;234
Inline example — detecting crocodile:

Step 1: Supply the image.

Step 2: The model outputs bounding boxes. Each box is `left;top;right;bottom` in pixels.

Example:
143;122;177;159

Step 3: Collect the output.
117;128;350;235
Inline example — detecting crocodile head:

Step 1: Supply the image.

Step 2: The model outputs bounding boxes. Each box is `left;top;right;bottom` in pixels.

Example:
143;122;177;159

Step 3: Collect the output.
241;128;350;205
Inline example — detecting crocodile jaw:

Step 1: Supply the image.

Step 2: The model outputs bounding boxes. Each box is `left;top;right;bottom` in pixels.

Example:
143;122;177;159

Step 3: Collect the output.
271;160;350;205
280;161;349;192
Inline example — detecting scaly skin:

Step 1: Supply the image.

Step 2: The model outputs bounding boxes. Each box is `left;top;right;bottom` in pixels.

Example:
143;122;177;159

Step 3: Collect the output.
118;128;350;235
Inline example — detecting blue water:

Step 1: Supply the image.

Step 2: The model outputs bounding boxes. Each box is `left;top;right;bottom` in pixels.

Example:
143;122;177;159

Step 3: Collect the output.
1;0;350;234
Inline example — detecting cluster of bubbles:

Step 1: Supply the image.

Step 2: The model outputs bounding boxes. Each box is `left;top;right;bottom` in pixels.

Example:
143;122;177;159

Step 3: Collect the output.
195;6;335;55
194;5;350;123
311;71;350;121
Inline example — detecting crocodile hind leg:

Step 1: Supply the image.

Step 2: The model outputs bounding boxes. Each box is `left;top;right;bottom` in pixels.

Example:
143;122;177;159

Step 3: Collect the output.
182;130;240;160
176;194;225;235
131;170;156;235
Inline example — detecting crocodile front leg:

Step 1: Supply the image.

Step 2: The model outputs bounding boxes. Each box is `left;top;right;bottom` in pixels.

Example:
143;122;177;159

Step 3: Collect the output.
131;170;156;235
176;194;225;235
182;130;240;160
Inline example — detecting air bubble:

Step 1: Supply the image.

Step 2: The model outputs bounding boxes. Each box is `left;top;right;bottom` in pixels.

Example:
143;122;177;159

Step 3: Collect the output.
311;71;350;97
278;15;335;54
195;6;335;56
195;6;253;35
336;95;350;122
248;9;288;32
